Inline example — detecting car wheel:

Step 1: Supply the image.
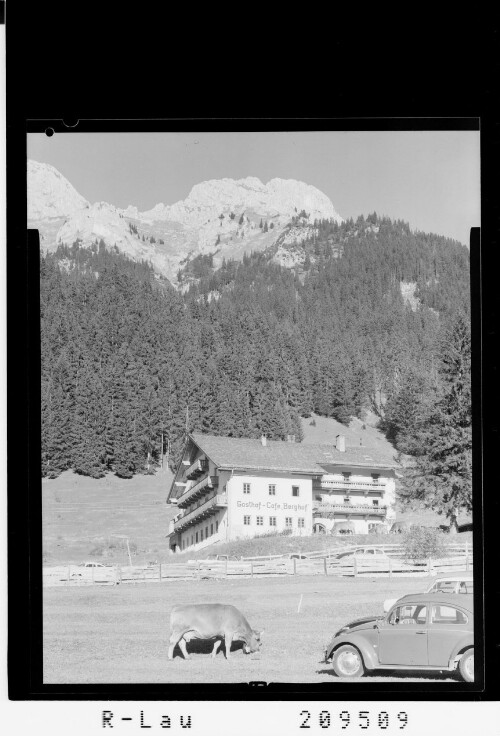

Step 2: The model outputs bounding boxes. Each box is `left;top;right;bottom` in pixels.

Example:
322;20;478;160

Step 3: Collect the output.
332;645;365;678
458;649;474;682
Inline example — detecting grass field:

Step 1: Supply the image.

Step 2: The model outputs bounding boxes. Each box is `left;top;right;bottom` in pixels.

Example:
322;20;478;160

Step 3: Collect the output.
43;574;463;685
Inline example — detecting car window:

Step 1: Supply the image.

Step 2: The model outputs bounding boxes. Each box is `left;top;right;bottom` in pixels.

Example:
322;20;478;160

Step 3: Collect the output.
430;604;468;625
431;580;473;595
366;549;375;554
389;604;427;626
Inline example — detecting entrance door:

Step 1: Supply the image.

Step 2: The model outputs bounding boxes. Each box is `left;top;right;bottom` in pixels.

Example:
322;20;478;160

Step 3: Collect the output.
378;603;428;666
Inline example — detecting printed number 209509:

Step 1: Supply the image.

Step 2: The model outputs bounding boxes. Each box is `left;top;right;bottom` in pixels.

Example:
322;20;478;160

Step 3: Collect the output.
299;710;409;730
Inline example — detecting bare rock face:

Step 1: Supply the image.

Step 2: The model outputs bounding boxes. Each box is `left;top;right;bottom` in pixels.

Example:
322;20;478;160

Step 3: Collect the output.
28;160;89;220
28;161;343;282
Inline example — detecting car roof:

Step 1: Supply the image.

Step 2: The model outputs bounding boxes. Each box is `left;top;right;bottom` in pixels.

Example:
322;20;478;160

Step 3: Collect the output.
432;572;473;581
395;592;474;612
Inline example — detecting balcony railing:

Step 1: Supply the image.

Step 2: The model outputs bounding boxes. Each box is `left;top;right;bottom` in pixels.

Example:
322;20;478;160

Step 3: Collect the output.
177;475;219;508
185;457;209;480
313;478;386;493
174;493;228;532
313;502;387;518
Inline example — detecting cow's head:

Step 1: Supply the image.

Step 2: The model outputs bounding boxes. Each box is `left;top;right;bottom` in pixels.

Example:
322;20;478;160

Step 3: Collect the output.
243;629;263;654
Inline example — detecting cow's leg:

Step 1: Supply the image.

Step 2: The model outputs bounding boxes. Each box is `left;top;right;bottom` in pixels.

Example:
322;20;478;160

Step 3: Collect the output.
168;631;183;660
211;639;222;658
224;633;233;660
178;637;190;660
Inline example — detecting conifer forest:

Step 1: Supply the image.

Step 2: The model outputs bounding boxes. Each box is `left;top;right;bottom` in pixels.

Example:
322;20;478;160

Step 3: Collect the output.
40;215;471;481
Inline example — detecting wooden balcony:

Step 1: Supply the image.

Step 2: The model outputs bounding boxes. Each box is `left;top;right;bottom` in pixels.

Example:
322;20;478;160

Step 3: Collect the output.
313;502;387;518
177;475;219;508
174;493;228;533
185;457;209;480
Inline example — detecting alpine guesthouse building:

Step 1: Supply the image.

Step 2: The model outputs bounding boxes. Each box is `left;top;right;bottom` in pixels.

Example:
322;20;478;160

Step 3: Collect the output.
166;433;399;553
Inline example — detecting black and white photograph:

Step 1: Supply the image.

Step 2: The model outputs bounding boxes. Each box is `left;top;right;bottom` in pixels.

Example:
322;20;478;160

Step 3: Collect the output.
26;127;480;689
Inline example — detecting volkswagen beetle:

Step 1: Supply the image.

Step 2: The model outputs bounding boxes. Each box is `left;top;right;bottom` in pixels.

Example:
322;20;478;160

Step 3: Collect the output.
324;593;474;682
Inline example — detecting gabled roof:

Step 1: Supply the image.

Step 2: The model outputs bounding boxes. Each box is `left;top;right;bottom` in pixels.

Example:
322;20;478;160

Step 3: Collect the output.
189;432;399;474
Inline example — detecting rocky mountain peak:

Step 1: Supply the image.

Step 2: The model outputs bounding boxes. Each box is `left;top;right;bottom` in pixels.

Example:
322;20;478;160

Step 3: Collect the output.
27;159;89;220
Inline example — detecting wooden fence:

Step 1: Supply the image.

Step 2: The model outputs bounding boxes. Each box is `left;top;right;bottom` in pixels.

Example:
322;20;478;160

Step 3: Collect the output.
43;548;473;587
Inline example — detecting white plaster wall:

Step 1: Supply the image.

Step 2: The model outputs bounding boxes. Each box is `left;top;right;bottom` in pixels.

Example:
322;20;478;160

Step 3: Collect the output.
226;473;313;540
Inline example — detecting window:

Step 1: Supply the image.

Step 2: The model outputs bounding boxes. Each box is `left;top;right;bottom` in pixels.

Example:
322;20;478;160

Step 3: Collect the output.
431;580;473;595
268;484;276;495
430;604;468;625
389;604;427;626
210;523;213;536
243;483;251;494
205;526;209;539
298;517;305;528
373;499;379;507
292;486;300;497
200;529;204;541
371;473;380;484
216;521;219;532
315;495;322;502
256;516;263;526
244;515;251;525
285;517;293;528
269;516;277;527
342;472;351;482
182;540;185;550
344;496;351;504
195;532;199;543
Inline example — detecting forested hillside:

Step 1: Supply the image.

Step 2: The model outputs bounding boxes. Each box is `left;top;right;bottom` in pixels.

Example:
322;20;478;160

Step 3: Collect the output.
40;216;470;479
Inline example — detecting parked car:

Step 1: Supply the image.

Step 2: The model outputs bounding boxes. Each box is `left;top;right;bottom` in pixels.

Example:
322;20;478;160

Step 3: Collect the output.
206;554;240;561
324;593;474;682
383;573;474;612
288;553;309;560
334;547;390;561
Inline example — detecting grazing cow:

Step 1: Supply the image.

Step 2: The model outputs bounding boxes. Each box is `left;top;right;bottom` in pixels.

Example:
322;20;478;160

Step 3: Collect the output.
168;603;262;660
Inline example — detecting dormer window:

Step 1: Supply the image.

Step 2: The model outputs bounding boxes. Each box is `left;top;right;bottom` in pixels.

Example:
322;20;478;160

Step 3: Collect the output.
342;472;351;483
371;473;380;484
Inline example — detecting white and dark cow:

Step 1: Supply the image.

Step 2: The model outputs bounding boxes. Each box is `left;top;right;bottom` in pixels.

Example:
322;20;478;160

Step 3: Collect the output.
168;604;262;660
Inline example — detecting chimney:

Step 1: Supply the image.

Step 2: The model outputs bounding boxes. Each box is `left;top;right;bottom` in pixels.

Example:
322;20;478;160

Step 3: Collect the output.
336;434;346;452
261;435;267;447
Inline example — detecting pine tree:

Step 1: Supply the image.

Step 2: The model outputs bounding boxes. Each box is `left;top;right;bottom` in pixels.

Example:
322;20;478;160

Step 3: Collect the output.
398;314;472;531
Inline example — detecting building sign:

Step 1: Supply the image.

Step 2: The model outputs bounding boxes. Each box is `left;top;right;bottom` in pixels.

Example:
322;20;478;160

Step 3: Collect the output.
237;500;309;512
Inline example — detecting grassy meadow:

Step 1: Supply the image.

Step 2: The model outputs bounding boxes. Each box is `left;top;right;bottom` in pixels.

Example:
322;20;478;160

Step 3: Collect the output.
43;574;464;685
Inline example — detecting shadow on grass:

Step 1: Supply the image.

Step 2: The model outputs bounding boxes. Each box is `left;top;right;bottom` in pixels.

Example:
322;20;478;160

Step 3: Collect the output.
315;666;458;681
170;638;247;659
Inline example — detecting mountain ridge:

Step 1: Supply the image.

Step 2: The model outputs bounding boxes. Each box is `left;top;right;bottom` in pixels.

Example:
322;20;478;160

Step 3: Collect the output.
28;160;343;281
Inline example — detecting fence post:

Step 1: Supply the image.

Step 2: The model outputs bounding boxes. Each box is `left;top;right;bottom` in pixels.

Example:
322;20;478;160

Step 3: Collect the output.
427;558;432;575
353;557;358;577
293;557;297;575
323;557;328;576
389;557;393;578
225;558;228;578
159;563;162;582
251;561;254;578
92;564;95;585
67;566;70;586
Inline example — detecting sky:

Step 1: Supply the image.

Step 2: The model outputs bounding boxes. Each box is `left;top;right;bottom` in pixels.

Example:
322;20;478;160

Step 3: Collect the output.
28;130;480;245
